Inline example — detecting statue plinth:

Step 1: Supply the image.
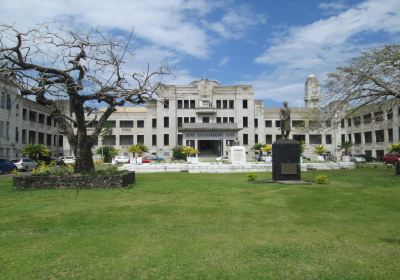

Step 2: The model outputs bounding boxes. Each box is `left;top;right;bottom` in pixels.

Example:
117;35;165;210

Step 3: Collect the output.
272;139;301;181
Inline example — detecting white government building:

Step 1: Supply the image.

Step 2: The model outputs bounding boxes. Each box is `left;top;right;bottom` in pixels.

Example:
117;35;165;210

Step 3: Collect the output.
0;77;63;160
1;75;398;161
61;75;399;161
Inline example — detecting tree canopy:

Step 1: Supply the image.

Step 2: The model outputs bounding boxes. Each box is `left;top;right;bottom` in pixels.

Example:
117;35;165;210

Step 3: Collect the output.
0;23;171;172
324;44;400;116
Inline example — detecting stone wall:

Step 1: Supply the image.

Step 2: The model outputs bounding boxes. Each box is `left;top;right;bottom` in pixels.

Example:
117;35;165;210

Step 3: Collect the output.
13;172;135;190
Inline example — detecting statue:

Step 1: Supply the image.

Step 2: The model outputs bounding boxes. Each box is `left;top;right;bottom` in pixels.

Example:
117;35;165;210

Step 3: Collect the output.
279;101;291;139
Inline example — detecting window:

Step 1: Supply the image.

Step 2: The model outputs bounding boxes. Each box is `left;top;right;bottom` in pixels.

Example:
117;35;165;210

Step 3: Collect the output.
223;100;228;109
0;92;5;108
59;135;63;147
38;114;45;124
105;120;116;128
292;120;305;128
29;130;36;144
22;129;26;144
374;111;383;122
164;117;169;128
120;120;133;128
186;140;195;147
190;100;195;108
363;114;371;124
6;95;11;110
354;133;361;144
178;100;183;109
243;134;248;145
275;120;281;128
202;117;209;123
216;117;221;123
375;130;384;143
29;111;37;122
23;108;27;121
5;122;9;139
178;117;183;127
353;116;361;126
223;117;228;123
16;103;19;116
309;134;322;144
46;116;52;126
152;118;157;128
255;134;258;143
184;100;189;109
152;135;157;146
347;118;352;127
293;134;305;143
243;117;248;128
163;99;169;108
348;134;352;142
229;117;234;123
341;134;346;144
15;127;19;143
388;129;393;142
164;134;169;146
265;120;272;127
242;100;248;109
0;121;5;137
120;135;133;146
387;112;393;120
276;135;282;141
137;135;144;144
137;120;144;128
190;117;195;123
47;134;52;146
265;134;272;144
201;100;209;107
177;134;183;146
216;100;221;109
53;119;57;127
254;119;258;128
184;117;189;124
364;131;372;143
229;100;234;109
325;134;332;145
103;135;116;146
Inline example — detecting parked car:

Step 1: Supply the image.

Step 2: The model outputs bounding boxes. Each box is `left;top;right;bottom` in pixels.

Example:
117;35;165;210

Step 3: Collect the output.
216;156;229;161
350;155;366;163
0;159;17;174
63;156;76;164
142;155;154;163
383;153;400;165
114;155;130;164
12;158;38;171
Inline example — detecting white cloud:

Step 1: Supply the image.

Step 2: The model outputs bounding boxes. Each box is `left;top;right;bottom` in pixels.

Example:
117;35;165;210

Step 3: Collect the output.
249;0;400;105
206;5;267;39
219;56;229;66
319;1;350;11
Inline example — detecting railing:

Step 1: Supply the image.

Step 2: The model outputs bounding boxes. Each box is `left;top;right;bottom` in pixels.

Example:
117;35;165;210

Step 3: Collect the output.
195;107;217;114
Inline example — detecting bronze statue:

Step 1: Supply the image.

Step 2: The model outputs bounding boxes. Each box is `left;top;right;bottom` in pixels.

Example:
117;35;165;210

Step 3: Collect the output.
279;101;291;139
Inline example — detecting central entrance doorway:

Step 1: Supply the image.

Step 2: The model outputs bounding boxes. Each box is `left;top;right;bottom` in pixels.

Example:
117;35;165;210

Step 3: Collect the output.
198;140;222;157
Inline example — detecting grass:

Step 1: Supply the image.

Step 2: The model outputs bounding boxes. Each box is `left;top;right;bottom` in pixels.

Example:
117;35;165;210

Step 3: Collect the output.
0;169;399;279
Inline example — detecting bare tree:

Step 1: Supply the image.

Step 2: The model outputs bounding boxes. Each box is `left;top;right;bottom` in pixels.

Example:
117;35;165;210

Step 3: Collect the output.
0;23;170;173
323;44;400;120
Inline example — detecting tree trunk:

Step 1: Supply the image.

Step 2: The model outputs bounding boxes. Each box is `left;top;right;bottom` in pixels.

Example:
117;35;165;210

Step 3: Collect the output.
73;127;95;173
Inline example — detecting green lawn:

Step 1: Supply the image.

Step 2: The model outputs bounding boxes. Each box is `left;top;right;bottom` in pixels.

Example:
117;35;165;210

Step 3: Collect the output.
0;169;399;280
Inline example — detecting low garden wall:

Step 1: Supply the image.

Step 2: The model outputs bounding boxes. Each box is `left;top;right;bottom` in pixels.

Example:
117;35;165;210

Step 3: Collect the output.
119;162;355;173
13;171;135;190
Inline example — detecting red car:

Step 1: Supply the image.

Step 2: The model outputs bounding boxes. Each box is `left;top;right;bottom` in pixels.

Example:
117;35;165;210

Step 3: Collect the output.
142;156;154;163
383;153;400;164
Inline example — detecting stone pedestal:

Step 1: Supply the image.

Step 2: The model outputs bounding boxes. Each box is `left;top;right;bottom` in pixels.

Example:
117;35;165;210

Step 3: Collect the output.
229;146;246;164
272;139;301;181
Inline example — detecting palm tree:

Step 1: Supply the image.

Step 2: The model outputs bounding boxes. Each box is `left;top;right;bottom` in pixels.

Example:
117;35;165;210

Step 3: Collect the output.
21;144;49;161
128;143;149;157
313;145;327;155
338;141;353;155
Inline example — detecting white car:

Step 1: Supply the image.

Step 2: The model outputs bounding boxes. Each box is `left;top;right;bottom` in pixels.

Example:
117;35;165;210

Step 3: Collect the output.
63;156;76;164
114;155;130;164
12;158;38;171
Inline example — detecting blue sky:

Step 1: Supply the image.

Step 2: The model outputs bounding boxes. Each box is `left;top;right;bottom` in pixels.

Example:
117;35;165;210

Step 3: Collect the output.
1;0;400;107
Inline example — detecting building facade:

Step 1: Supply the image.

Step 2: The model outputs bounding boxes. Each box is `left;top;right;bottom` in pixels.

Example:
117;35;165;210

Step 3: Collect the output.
60;76;400;161
0;78;63;160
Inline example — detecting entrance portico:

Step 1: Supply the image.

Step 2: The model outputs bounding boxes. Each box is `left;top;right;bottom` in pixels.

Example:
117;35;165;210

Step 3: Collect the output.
179;123;241;157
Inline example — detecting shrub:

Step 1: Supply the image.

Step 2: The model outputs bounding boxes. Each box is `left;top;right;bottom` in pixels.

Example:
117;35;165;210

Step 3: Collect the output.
315;175;328;184
128;144;148;157
247;172;257;182
96;146;119;163
313;145;328;155
172;146;186;160
389;142;400;153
